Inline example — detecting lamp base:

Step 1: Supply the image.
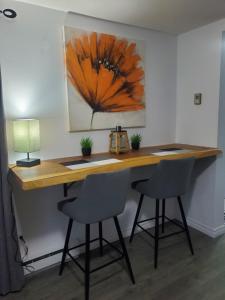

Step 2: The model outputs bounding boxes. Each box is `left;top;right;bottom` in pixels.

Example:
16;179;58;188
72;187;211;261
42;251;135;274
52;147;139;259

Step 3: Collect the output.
16;158;40;167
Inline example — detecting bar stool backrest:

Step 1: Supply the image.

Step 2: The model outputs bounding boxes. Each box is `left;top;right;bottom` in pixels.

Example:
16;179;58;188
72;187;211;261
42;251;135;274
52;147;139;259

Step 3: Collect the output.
148;157;195;199
72;169;130;224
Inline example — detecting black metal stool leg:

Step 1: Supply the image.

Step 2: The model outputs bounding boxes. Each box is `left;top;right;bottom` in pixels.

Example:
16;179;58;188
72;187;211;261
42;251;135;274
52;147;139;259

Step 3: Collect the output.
114;216;135;284
154;199;159;269
129;194;144;243
85;224;91;300
99;221;103;256
162;198;165;233
59;218;73;276
177;196;194;255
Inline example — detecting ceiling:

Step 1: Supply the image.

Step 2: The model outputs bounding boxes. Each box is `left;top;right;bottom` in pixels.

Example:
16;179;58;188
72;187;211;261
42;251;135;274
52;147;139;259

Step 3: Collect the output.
14;0;225;34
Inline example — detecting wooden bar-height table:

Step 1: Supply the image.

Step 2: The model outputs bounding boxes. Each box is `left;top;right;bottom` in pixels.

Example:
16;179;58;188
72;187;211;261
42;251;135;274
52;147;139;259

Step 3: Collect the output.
9;143;221;265
10;143;221;191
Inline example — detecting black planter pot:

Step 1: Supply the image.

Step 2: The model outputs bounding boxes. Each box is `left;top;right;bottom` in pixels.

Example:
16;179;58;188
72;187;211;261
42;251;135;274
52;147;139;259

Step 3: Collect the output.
82;147;92;156
131;142;140;150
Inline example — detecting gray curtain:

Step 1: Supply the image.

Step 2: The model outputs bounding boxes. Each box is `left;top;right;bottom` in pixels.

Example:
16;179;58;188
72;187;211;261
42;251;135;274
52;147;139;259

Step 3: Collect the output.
0;68;25;295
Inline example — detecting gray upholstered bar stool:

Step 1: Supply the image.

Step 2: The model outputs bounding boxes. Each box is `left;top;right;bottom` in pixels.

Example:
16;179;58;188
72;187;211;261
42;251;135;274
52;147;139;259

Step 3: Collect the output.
58;169;135;300
129;157;195;269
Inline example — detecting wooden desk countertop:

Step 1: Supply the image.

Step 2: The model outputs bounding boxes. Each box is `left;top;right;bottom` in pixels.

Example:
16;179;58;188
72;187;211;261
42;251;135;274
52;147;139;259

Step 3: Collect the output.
9;143;221;191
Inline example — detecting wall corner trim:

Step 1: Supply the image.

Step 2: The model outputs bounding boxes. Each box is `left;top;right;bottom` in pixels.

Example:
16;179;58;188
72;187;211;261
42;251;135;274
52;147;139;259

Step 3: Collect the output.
187;217;225;238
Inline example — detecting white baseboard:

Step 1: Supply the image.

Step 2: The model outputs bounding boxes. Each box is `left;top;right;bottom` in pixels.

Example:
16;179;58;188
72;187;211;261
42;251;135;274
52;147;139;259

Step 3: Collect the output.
26;217;225;275
187;217;225;238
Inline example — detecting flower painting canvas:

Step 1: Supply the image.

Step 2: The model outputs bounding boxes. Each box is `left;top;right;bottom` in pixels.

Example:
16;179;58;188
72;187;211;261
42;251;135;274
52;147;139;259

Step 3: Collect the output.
64;26;145;131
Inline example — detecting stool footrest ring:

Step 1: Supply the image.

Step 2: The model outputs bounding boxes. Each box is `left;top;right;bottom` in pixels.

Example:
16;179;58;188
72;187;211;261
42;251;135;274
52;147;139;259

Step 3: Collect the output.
136;216;185;240
66;237;124;274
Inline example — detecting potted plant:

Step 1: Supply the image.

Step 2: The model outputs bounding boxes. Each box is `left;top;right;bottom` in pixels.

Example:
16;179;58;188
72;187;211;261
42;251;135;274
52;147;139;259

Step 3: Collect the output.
130;134;142;150
80;137;93;156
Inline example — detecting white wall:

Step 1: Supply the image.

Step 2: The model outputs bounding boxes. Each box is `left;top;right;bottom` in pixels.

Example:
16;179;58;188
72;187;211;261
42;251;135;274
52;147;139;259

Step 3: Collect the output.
176;19;225;236
1;1;178;162
176;18;225;147
0;0;178;271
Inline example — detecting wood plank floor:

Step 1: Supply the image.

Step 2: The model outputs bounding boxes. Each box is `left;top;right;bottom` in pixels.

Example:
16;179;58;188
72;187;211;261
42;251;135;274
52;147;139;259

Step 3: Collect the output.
4;223;225;300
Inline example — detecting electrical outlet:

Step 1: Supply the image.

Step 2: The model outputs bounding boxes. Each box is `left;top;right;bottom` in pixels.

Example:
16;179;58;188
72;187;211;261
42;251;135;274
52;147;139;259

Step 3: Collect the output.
194;93;202;105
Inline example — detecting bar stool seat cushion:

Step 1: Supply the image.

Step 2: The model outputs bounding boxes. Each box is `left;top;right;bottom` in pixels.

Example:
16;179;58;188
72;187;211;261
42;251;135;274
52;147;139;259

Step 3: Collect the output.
58;170;130;224
58;197;77;218
132;179;150;196
132;158;195;199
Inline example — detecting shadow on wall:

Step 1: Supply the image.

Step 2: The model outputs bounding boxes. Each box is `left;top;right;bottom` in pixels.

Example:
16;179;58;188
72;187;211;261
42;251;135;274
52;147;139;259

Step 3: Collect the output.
181;156;217;219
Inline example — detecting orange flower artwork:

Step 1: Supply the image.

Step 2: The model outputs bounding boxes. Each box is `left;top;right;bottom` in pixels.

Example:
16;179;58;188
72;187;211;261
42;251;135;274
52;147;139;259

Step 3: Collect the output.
64;27;145;131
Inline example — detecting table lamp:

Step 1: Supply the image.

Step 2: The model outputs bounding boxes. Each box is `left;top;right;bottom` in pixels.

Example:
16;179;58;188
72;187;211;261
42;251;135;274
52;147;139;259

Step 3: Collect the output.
13;119;41;167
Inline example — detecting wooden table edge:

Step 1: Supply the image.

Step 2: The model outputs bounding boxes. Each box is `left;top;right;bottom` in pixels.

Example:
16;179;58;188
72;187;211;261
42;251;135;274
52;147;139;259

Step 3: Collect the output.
9;144;221;191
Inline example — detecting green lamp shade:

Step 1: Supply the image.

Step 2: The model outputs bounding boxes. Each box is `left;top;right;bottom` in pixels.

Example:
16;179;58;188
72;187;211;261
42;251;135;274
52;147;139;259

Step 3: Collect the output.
13;119;40;153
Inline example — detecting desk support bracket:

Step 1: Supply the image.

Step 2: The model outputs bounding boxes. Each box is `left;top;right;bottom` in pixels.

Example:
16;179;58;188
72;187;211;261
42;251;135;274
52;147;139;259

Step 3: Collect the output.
63;182;76;197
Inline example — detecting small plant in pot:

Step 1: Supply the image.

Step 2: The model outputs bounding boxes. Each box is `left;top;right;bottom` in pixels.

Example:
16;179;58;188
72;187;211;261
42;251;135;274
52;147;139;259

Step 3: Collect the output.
80;137;93;156
130;134;142;150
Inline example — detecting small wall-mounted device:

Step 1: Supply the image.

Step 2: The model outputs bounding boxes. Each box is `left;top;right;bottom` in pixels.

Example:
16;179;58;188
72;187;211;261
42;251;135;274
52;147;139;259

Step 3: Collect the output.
194;93;202;105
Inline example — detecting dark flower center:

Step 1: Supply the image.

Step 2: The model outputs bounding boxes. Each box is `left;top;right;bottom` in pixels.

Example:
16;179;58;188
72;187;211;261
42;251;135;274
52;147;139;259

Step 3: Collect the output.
93;57;121;76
